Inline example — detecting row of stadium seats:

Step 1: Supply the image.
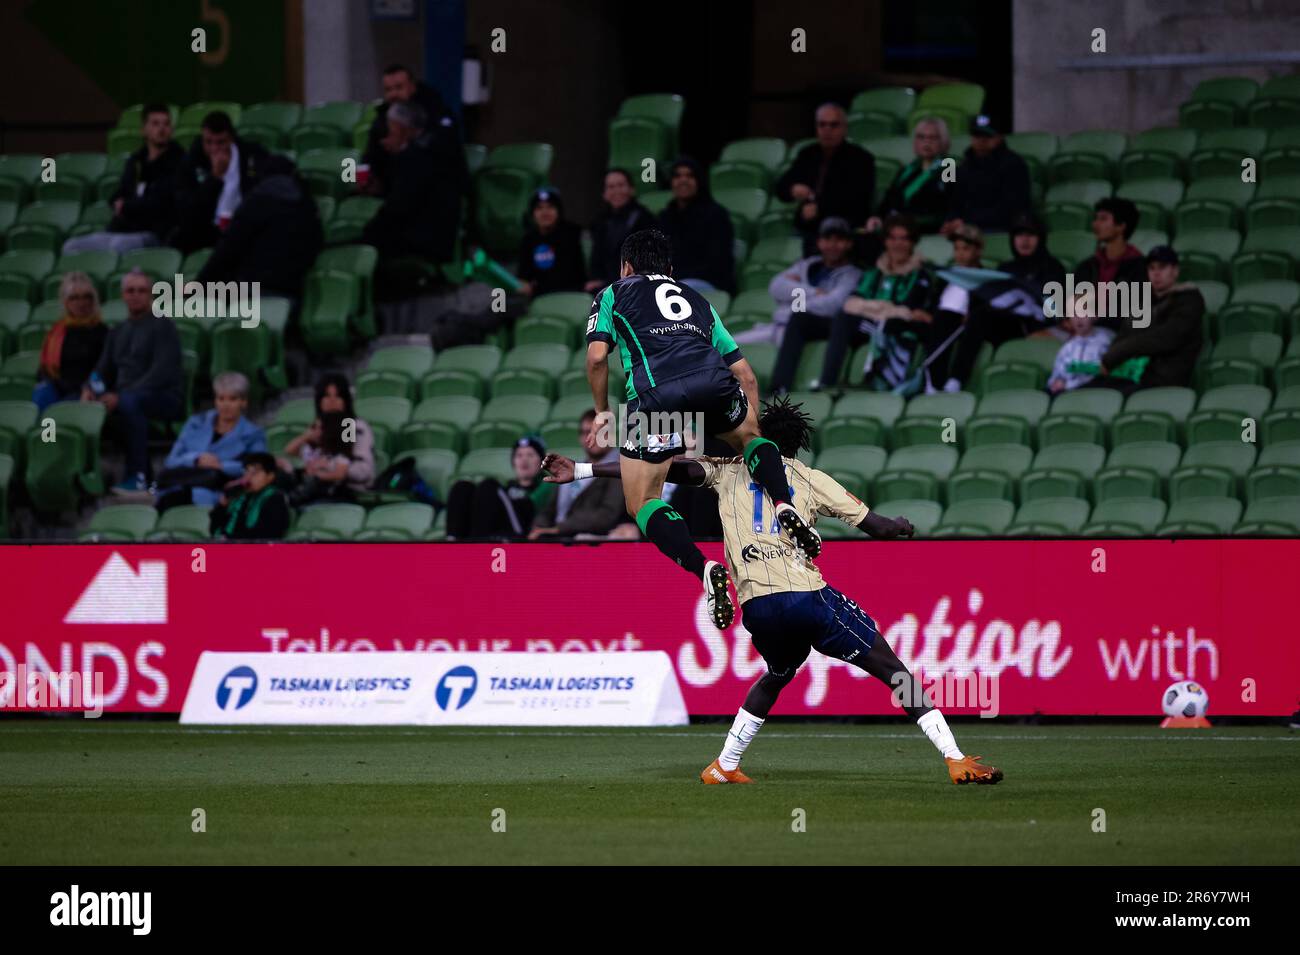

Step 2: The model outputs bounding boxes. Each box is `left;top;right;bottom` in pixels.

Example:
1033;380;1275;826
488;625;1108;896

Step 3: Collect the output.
1178;74;1300;129
77;500;449;543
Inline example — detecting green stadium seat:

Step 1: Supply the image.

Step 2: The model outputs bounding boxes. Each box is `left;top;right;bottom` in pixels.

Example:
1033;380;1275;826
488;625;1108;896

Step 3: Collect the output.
1179;99;1237;130
1161;497;1243;535
847;111;902;142
528;292;592;323
818;416;886;450
1005;131;1059;169
366;345;435;380
356;369;415;402
850;88;917;122
882;444;958;480
151;504;211;540
937;498;1014;533
1234;495;1300;533
956;443;1034;479
1094;464;1161;502
479;395;550;431
964;415;1031;448
1012;496;1091;533
978;361;1045;394
80;504;158;541
272;397;317;428
874;468;940;503
1037;414;1105;448
607;116;671;172
1246;461;1300;501
946;469;1014;504
1089;496;1167;533
8;201;82;252
975;390;1049;426
871;498;941;537
1032;442;1106;478
720;138;787;174
286;502;366;541
1244;198;1300;232
1181;440;1256;479
1049;388;1123;423
1105;440;1182;478
814;446;888;486
513;314;577;348
1169;464;1237;502
1230;280;1300;312
917;82;983;117
354;397;412;453
0;155;45;205
832;392;904;428
454;447;518;485
360;502;434;540
1196;383;1273;420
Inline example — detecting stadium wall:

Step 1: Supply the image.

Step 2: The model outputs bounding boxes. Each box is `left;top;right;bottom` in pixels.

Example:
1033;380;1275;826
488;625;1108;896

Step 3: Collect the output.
1013;0;1300;133
2;541;1296;719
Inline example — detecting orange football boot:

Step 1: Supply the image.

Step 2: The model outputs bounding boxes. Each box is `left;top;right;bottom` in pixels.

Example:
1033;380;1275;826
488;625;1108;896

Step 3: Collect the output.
700;758;753;784
946;755;1004;785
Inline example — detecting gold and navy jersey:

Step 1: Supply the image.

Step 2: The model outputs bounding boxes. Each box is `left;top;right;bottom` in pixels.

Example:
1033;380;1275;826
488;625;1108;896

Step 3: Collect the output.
695;455;870;604
587;274;742;402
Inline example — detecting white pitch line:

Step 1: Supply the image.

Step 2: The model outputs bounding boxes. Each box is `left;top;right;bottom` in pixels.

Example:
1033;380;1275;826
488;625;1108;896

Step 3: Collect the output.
1;726;1295;743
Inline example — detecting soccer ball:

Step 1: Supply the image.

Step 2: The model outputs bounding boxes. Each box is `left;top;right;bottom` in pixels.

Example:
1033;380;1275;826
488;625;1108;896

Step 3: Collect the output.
1162;680;1209;719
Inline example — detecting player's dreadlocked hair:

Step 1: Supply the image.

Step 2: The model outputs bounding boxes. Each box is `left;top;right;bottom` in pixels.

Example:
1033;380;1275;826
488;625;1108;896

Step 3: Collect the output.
758;395;816;459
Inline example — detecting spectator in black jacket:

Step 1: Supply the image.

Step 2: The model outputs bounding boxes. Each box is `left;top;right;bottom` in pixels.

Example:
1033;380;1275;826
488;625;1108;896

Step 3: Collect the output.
64;104;184;254
942;113;1032;236
210;452;291;540
197;155;323;302
361;100;464;266
82;269;184;492
171;111;271;254
360;64;460;198
585;168;652;291
516;187;585;298
1074;197;1147;331
1084;246;1204;395
775;103;875;254
869;117;954;235
657;157;734;293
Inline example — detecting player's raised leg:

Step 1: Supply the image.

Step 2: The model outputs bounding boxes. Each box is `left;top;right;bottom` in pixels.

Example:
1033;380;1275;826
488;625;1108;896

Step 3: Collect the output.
719;405;821;560
621;454;735;628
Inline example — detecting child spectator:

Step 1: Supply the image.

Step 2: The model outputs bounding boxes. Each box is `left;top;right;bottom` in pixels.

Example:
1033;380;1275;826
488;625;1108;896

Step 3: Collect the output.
209;452;291;540
1048;294;1114;394
516;187;586;298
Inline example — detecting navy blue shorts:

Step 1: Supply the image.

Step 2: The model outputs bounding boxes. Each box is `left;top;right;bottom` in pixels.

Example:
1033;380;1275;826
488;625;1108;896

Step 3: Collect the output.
740;586;880;678
621;365;748;463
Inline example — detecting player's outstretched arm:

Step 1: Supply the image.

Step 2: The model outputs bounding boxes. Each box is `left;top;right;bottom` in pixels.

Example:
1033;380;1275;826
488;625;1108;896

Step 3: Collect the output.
542;452;706;487
857;511;915;539
727;357;760;420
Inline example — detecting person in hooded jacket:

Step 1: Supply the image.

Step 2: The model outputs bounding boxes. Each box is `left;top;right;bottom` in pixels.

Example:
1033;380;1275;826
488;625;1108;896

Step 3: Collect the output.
196;154;323;301
516;186;586;298
585;168;653;291
941;214;1068;387
656;156;735;293
1074;197;1147;332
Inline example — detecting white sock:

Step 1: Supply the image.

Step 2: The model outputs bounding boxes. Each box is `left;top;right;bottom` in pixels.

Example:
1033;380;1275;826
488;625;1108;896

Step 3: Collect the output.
917;709;964;760
718;708;765;771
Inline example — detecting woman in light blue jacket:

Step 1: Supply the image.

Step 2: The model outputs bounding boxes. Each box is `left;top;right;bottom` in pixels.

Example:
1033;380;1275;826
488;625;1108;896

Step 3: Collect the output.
158;371;267;508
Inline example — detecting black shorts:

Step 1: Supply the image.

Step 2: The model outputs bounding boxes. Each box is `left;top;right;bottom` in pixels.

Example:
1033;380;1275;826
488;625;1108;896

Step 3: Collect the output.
620;365;748;463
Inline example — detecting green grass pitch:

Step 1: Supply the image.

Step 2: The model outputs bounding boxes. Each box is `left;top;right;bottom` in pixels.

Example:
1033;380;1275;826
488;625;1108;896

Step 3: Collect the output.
2;722;1297;865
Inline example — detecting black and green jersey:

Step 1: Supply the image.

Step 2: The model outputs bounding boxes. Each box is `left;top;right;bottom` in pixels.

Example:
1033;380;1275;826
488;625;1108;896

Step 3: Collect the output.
586;274;743;401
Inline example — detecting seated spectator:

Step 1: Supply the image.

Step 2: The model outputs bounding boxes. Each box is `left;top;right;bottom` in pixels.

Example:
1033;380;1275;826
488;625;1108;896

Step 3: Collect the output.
741;216;861;349
361;100;465;267
529;409;634;540
196;155;322;303
869;117;954;236
33;272;108;411
1000;213;1067;294
360;63;460;198
656;157;734;293
942;113;1032;236
285;411;363;506
776;103;875;254
1047;293;1114;394
82;269;183;492
516;187;585;298
922;225;985;391
171;111;272;254
585;168;652;292
942;214;1068;387
1084;246;1204;395
445;436;558;539
64;104;184;254
278;372;376;493
1074;197;1146;331
156;371;267;510
773;215;936;394
209;452;291;540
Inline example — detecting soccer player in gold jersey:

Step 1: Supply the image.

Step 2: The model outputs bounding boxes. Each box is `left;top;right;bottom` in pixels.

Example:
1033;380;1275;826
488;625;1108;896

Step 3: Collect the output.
542;397;1002;786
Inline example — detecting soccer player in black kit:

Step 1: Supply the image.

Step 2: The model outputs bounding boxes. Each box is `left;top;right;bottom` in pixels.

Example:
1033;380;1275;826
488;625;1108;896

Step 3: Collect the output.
584;229;821;629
